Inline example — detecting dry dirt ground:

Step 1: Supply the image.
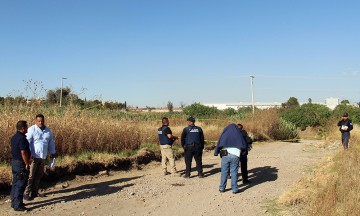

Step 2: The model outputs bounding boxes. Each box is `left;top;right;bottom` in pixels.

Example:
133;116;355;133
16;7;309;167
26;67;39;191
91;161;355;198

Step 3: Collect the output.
0;140;335;216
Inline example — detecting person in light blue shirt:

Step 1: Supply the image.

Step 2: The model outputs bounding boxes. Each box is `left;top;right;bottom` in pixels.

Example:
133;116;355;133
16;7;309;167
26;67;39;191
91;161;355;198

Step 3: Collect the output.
214;123;246;194
24;114;56;200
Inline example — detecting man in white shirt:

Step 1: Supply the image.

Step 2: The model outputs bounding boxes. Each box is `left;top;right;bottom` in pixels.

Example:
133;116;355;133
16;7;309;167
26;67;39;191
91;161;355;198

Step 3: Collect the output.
24;114;56;200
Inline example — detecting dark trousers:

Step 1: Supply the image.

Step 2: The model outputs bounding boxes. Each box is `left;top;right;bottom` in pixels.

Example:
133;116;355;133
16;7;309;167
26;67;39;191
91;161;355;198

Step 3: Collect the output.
184;144;203;176
10;160;28;209
342;132;350;149
240;154;248;181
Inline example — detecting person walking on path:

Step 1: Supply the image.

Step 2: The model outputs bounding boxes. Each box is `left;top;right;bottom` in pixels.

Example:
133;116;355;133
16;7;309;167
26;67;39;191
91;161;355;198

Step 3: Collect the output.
337;112;353;150
158;117;179;176
10;120;31;211
181;117;205;178
215;123;247;194
24;114;56;200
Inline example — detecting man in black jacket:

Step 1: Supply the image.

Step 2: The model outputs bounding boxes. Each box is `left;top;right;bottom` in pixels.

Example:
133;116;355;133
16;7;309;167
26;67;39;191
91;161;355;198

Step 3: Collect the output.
237;124;252;184
337;112;353;150
181;117;205;178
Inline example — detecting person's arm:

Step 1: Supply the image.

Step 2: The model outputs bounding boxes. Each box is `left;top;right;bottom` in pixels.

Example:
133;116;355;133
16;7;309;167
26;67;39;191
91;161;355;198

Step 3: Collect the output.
165;128;177;140
26;127;35;158
181;128;186;148
200;128;205;149
348;120;354;131
48;130;56;157
21;150;30;170
337;120;343;127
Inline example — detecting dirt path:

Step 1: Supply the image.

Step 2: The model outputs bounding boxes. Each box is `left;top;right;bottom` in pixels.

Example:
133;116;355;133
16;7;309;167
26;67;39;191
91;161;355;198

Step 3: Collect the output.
0;140;335;216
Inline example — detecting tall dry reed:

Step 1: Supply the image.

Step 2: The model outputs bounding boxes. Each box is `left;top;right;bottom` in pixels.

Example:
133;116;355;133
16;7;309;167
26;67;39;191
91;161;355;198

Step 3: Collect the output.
278;122;360;215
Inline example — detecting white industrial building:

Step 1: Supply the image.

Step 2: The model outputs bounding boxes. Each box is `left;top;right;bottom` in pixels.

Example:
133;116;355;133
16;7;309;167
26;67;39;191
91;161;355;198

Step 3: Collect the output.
203;98;340;110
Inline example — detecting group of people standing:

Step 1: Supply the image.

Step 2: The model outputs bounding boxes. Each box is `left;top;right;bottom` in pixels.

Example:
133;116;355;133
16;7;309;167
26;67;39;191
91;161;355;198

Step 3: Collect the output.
157;117;204;178
8;112;354;211
158;117;252;194
10;114;56;211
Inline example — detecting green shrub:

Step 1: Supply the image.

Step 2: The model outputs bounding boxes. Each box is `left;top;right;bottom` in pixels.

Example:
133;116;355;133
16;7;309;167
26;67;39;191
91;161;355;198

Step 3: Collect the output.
281;103;331;130
182;102;220;118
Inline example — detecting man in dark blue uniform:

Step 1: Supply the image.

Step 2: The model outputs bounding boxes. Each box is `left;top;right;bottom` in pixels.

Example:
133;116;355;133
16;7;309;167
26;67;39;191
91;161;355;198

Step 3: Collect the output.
337;112;353;150
10;120;30;211
158;117;178;176
181;117;204;178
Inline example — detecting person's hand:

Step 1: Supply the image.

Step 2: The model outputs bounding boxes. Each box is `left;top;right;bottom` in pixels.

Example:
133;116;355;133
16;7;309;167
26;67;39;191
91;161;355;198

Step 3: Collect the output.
25;164;30;170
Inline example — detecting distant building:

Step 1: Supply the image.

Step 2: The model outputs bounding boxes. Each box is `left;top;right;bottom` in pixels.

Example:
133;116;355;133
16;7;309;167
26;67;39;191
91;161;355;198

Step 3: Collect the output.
324;97;340;110
203;98;340;110
203;102;282;110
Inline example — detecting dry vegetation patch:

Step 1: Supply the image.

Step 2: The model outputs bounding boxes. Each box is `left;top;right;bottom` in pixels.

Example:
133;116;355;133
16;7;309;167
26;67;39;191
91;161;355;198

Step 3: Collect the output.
276;125;360;215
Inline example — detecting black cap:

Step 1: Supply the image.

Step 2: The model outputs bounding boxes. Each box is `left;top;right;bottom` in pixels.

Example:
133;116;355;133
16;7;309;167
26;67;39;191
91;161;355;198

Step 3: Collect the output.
343;112;349;117
187;116;195;122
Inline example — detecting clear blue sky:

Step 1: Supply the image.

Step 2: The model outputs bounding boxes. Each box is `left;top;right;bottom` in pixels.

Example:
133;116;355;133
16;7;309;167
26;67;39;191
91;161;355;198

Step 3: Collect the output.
1;0;359;107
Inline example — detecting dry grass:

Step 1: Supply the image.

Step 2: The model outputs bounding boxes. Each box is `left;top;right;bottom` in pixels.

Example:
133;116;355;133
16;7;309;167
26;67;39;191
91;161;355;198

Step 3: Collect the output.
0;105;289;188
277;123;360;216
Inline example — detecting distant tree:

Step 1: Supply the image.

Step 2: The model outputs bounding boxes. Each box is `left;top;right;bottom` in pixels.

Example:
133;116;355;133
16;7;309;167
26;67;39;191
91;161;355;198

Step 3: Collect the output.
282;97;300;109
146;106;155;112
341;99;350;104
182;102;219;118
180;102;186;109
23;79;45;101
45;87;71;105
308;98;312;103
167;101;174;112
223;107;237;116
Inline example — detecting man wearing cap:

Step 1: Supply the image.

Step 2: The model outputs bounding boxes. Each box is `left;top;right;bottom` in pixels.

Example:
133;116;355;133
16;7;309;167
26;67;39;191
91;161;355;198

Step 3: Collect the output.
157;117;178;176
337;112;353;150
181;117;205;178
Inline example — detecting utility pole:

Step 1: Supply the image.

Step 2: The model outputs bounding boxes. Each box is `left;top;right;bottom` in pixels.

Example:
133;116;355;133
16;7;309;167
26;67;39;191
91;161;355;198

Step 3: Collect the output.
250;75;255;114
60;77;67;107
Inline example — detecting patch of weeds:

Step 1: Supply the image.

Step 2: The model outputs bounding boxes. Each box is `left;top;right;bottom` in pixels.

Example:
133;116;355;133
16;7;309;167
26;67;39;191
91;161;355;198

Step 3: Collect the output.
264;199;283;216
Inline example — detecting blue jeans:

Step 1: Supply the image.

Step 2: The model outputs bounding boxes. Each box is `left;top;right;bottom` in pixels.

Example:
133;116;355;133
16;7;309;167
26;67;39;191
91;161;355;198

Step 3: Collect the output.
219;154;240;192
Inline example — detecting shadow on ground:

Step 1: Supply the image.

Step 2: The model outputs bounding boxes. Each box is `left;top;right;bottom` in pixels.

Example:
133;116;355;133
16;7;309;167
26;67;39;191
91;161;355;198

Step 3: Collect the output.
238;166;278;192
26;176;142;211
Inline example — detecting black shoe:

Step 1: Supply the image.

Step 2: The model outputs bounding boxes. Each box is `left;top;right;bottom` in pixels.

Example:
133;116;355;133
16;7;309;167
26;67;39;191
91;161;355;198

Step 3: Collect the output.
243;180;251;184
23;194;33;201
198;173;204;178
219;189;225;193
14;206;28;211
232;190;239;194
184;175;190;179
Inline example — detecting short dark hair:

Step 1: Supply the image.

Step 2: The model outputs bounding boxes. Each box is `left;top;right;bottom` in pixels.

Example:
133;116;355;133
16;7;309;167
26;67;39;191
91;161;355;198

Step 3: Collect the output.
162;117;169;124
237;123;243;130
16;120;27;130
36;113;45;119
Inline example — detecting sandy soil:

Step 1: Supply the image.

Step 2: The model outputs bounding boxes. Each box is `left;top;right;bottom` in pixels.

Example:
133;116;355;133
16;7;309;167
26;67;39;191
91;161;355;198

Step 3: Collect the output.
0;140;334;216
